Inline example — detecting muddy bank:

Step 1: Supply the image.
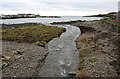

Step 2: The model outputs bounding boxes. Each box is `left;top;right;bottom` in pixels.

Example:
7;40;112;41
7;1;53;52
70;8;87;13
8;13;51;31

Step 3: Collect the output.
76;21;120;77
76;26;119;77
51;20;120;77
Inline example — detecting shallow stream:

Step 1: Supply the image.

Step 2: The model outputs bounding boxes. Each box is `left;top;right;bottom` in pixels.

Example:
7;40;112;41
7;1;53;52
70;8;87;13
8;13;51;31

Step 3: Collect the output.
39;25;81;77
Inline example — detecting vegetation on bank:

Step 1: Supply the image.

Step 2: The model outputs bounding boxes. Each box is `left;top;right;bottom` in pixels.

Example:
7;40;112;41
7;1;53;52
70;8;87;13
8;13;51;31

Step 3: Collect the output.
104;18;120;26
84;11;120;26
2;25;66;47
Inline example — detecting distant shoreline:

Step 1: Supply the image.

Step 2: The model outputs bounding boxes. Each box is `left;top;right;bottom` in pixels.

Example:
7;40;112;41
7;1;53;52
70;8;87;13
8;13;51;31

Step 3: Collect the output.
1;16;61;19
0;14;61;19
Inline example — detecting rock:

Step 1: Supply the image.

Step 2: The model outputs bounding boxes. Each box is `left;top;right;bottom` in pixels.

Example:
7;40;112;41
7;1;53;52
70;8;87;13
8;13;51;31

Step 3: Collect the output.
67;72;77;77
2;56;11;60
117;72;120;76
14;55;22;59
44;52;49;57
16;51;23;55
13;50;24;55
2;62;8;68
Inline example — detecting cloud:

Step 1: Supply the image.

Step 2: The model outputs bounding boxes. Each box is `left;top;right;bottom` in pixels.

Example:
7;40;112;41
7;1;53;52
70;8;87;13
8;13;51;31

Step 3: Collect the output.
0;0;119;16
39;0;119;3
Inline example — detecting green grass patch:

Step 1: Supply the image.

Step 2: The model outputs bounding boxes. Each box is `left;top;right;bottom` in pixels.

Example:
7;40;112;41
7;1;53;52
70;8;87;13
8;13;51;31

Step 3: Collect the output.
2;25;66;47
105;18;120;26
88;58;98;62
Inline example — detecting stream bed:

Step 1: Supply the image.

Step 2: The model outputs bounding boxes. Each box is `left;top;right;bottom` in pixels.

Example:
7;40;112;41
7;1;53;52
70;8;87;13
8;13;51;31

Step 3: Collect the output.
39;25;81;77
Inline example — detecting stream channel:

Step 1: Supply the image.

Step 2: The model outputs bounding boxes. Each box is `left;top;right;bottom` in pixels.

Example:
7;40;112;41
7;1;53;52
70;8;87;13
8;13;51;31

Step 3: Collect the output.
39;24;81;77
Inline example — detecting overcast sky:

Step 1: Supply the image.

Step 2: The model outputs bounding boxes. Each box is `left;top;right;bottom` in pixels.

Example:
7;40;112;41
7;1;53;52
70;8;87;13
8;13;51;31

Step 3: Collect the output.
0;0;119;16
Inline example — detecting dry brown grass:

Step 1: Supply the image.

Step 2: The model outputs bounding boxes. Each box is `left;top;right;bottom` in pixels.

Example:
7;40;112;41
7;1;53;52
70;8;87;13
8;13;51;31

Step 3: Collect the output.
76;70;87;77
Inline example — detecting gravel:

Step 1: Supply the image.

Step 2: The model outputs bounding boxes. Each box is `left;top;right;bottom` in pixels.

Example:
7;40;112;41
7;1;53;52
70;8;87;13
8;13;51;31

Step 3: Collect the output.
2;41;48;77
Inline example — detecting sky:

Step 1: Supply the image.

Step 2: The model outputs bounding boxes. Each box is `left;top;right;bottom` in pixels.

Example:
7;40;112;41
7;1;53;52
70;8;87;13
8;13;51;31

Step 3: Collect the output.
0;0;119;16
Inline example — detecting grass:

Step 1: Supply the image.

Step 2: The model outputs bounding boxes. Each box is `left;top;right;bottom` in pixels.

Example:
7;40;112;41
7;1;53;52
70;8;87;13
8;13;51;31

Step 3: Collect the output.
88;58;98;62
2;25;66;47
105;18;120;26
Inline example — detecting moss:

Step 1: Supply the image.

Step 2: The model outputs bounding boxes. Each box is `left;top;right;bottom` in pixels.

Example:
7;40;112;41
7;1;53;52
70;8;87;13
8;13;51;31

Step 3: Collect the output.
2;25;66;47
88;58;98;62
